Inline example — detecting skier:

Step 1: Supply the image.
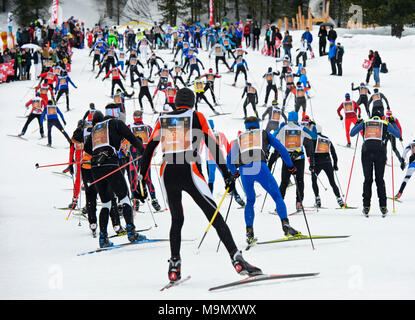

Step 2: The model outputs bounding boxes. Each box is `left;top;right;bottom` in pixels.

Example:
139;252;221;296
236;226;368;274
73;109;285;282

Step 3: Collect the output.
368;88;390;117
191;77;219;115
102;64;129;97
147;53;164;79
204;119;245;207
395;140;415;200
350;109;401;217
231;55;248;86
185;54;205;84
113;88;134;122
36;79;56;105
227;116;300;244
274;111;318;211
40;100;71;147
290;82;310;118
125;53;145;87
295;37;308;67
208;43;232;74
309;125;345;208
136;88;262;282
261;100;287;133
200;68;221;106
337;93;362;147
134;73;156;113
128;110;162;212
171;61;187;88
241;82;259;119
83;109;145;248
55;71;78;111
262;67;280;106
19;93;46;138
383;110;404;163
352;82;371;117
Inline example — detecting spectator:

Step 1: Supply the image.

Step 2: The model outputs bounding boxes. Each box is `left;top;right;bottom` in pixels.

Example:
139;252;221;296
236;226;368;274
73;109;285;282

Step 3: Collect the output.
365;50;374;85
244;22;251;47
252;22;260;50
318;25;327;56
335;42;344;76
373;51;382;87
327;26;337;42
282;31;293;59
328;40;337;75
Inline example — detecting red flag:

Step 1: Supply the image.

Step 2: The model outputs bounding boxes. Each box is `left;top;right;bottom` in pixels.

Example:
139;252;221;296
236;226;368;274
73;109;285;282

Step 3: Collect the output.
209;0;213;26
52;0;59;24
362;59;371;69
0;59;14;81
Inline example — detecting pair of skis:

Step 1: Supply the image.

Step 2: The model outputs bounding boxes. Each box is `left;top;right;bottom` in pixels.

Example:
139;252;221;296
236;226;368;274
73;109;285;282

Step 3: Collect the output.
160;273;320;292
245;234;351;251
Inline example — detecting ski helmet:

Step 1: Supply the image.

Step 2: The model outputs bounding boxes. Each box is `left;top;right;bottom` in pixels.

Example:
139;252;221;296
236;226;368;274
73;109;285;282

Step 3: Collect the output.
90;103;95;110
386;110;392;117
268;67;272;72
175;88;195;108
345;93;350;99
92;110;104;125
271;100;278;106
36;92;40;97
209;68;213;73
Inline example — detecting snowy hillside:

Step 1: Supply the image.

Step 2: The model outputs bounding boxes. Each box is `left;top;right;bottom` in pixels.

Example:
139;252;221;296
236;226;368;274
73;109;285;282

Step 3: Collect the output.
1;25;415;302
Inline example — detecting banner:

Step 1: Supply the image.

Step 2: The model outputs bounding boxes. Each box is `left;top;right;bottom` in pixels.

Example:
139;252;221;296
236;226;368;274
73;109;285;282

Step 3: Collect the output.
0;60;15;82
209;0;213;26
52;0;59;24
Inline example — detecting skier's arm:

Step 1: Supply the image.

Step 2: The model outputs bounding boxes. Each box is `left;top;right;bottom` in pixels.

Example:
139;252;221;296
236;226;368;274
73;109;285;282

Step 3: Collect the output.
116;120;144;153
57;108;66;125
350;121;364;137
302;126;317;140
267;132;294;168
330;143;338;168
68;77;77;89
381;94;390;110
226;143;240;175
387;122;401;139
139;120;161;179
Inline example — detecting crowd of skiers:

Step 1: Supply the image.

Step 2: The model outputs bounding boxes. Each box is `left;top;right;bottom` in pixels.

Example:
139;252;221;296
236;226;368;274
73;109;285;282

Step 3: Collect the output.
9;17;414;285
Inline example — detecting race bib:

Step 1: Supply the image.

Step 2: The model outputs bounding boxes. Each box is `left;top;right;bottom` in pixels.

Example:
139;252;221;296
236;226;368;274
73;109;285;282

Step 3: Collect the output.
360;87;368;95
60;78;67;86
248;87;256;94
215;46;221;53
160;113;193;154
175;67;181;73
207;74;215;81
364;121;383;141
286;75;293;83
92;120;111;151
132;126;150;144
271;108;281;122
283;60;290;67
47;106;57;115
238;129;262;153
296;89;305;97
130;58;137;66
162;70;169;77
372;93;381;101
344;101;354;113
266;74;273;81
315;137;330;153
112;69;118;77
114;95;122;104
284;129;301;150
141;79;148;86
190;58;196;65
167;88;175;97
40;87;48;94
196;82;204;90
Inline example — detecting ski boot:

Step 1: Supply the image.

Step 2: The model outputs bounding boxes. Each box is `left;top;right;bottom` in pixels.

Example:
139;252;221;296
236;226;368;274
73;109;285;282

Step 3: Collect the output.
314;196;321;208
126;224;147;243
246;226;256;245
380;207;388;218
362;206;370;218
90;223;97;238
133;201;140;212
281;218;301;237
168;257;182;283
18;132;24;137
151;199;161;212
114;224;126;235
99;232;113;248
231;250;262;276
296;201;303;212
337;197;345;208
68;197;78;209
346;143;351;148
234;193;245;207
394;193;402;200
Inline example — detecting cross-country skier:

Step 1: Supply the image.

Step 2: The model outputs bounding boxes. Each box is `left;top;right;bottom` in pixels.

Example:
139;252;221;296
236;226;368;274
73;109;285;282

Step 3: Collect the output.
40;100;71;147
350;109;401;217
262;67;280;106
395;140;415;200
136;88;262;283
337;93;362;147
19;92;46;138
241;82;259;119
227;116;300;245
352;82;371;117
55;70;77;111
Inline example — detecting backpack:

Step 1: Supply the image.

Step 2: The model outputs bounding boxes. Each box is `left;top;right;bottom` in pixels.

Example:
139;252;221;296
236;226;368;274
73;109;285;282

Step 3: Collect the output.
381;62;388;73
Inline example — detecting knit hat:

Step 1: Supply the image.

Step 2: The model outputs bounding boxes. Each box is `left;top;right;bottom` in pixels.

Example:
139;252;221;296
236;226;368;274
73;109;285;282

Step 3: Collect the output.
288;111;298;122
244;116;260;129
175;88;195;108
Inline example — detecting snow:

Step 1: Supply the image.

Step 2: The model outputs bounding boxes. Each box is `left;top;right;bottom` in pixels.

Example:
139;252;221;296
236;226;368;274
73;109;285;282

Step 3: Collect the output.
1;25;415;300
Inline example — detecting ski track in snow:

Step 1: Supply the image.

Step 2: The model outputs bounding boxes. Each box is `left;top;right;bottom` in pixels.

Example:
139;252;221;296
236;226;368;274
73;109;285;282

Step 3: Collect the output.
1;22;415;299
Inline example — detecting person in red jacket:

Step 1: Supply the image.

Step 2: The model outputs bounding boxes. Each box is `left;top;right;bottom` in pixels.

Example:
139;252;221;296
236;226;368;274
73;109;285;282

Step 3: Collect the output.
19;92;46;138
102;64;128;97
36;79;56;105
38;68;58;91
153;82;177;109
383;110;404;163
337;93;361;147
243;23;251;47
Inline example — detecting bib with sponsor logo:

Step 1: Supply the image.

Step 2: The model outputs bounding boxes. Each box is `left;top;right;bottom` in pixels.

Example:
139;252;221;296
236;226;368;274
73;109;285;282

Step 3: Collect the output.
315;136;330;153
160;110;193;154
364;120;383;141
284;128;302;151
92;120;111;151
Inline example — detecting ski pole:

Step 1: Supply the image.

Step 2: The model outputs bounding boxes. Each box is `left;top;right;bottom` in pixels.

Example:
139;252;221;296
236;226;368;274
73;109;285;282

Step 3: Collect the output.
260;161;276;213
334;170;345;197
391;148;396;213
197;187;230;250
216;194;234;252
145;197;158;228
89;155;142;187
314;171;327;191
292;174;315;250
344;135;359;208
35;160;86;169
65;182;84;221
151;158;168;212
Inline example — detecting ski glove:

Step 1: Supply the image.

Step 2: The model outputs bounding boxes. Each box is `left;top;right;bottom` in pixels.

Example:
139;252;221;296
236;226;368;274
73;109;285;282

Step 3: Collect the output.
339;116;343;121
224;174;236;193
333;163;338;171
288;166;297;175
400;161;406;171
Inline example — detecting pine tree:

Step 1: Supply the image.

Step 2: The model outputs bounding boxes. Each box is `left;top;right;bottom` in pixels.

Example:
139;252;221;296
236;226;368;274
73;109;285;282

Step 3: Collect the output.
13;0;50;26
158;0;186;25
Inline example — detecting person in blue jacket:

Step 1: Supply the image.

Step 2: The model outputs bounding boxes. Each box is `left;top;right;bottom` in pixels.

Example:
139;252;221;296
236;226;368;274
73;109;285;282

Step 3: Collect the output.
55;71;78;111
350;109;401;217
227;116;301;244
301;27;313;56
328;40;337;75
40;100;71;147
231;56;249;86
